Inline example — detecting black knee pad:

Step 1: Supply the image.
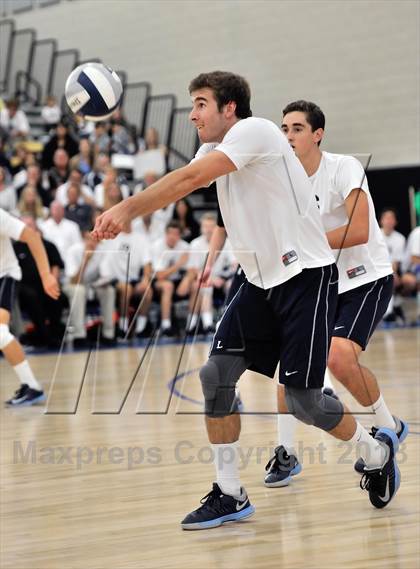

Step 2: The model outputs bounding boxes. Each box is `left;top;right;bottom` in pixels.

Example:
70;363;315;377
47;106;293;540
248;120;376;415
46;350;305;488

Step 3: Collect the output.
285;386;344;431
199;355;248;418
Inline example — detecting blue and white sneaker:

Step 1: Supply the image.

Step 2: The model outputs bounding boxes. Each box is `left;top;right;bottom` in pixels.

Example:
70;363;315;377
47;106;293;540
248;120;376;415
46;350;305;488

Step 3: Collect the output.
354;416;409;473
360;427;401;509
264;445;302;487
181;483;255;530
5;384;46;406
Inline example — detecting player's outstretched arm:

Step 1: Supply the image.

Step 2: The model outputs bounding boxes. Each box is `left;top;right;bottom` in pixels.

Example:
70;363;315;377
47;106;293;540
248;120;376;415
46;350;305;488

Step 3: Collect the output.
20;227;60;299
326;188;369;250
92;151;236;241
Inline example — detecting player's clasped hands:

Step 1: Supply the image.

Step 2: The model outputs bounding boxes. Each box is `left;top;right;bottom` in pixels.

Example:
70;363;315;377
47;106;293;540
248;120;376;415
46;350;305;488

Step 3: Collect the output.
91;202;127;241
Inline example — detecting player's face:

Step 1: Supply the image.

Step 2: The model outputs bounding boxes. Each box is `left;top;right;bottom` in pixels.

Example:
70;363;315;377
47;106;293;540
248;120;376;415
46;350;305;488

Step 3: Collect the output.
281;112;323;159
189;89;229;143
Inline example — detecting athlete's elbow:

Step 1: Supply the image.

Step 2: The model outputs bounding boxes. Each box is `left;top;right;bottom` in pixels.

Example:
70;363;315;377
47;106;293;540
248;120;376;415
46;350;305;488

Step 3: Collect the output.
352;227;369;246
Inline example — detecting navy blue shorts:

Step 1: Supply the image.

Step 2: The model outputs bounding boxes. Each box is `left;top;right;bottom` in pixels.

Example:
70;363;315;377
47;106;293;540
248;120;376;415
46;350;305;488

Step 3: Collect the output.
0;277;17;313
224;265;247;306
333;274;393;349
210;264;338;389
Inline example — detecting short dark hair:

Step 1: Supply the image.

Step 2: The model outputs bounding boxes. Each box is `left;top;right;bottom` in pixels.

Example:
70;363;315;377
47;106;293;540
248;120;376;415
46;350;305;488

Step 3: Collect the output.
282;100;325;132
166;220;182;232
380;207;398;219
189;71;252;119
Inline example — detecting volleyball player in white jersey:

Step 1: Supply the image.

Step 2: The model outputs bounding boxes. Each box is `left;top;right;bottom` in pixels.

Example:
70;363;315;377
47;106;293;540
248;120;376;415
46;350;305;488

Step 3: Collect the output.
0;208;60;405
264;101;408;488
92;72;402;529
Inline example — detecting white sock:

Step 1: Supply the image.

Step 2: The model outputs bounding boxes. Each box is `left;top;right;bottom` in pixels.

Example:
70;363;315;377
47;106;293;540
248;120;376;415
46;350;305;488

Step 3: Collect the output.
350;421;387;469
135;315;147;333
371;395;396;430
201;311;213;328
119;316;128;331
187;313;198;331
211;441;241;497
13;361;42;391
393;294;402;307
323;367;335;391
278;413;298;456
161;318;171;330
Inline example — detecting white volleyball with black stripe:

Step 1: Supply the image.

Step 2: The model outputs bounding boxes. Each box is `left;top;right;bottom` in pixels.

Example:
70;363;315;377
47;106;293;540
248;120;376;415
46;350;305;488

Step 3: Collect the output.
65;62;123;121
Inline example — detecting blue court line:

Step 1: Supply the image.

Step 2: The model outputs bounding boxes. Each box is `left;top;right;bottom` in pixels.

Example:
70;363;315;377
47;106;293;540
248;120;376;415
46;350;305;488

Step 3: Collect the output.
167;367;204;407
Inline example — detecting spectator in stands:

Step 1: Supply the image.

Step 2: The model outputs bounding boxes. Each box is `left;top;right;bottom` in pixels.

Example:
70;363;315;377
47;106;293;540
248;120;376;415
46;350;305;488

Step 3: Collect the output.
94;166;129;209
182;213;236;334
131;172;174;240
9;145;34;178
380;208;407;323
151;221;190;336
110;117;134;155
64;183;94;231
15;186;48;222
103;182;124;212
63;231;116;348
14;216;64;348
0;166;16;212
132;212;166;244
39;200;82;267
56;167;95;207
101;221;153;336
401;225;420;321
172;198;200;242
70;138;94;175
48;148;71;194
16;164;51;207
0;137;12;172
84;153;110;189
0;99;30;143
139;127;166;153
42;120;79;170
90;122;110;156
41;95;61;132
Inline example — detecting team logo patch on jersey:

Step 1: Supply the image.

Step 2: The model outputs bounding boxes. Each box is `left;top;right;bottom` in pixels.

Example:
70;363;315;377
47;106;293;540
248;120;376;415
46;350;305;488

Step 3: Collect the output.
282;250;298;266
347;265;367;279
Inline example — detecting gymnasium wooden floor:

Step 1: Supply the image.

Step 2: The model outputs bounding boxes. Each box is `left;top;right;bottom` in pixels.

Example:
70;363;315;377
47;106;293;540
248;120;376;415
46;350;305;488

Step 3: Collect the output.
1;327;419;569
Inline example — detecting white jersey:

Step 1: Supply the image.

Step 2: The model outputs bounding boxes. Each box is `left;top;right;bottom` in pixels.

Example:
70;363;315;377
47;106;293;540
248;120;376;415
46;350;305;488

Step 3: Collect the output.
193;118;334;289
381;229;406;264
101;232;151;281
403;226;420;271
39;217;82;266
187;235;236;278
309;152;392;293
151;237;190;280
65;241;109;284
0;208;25;280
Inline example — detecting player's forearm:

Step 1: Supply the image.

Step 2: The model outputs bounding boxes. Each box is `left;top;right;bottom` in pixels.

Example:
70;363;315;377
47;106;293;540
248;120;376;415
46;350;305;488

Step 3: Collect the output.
122;167;202;221
20;228;51;277
326;223;369;250
207;226;227;267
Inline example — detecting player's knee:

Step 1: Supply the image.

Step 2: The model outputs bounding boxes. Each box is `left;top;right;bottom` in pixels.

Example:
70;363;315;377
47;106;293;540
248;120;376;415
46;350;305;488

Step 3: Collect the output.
328;341;356;380
0;323;14;350
199;357;239;418
285;385;344;431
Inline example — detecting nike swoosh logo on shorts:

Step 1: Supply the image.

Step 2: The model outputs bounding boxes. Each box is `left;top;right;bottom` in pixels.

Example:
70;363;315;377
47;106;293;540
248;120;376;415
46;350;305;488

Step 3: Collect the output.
334;326;345;330
379;478;390;502
285;370;298;376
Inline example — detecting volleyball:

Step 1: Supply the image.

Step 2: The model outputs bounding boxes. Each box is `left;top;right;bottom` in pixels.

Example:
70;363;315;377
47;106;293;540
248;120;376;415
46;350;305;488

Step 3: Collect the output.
64;62;123;121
